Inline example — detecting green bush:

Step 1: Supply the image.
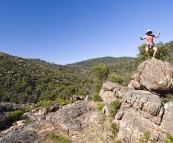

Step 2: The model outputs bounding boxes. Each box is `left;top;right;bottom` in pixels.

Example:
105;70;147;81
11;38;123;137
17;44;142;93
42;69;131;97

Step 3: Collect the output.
55;98;71;106
109;100;121;118
34;100;52;109
91;63;109;82
109;74;123;85
161;94;173;103
161;98;169;103
92;92;102;102
110;123;118;135
7;109;26;121
138;131;151;143
94;83;102;92
165;134;173;143
97;103;105;111
137;42;168;61
47;133;70;143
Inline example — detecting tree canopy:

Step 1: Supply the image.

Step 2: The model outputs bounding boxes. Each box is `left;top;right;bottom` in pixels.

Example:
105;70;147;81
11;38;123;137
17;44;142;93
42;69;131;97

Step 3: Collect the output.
137;41;168;61
91;63;109;83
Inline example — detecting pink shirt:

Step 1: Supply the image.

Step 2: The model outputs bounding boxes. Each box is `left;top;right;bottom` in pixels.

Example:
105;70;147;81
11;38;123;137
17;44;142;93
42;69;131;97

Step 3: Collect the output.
146;35;154;44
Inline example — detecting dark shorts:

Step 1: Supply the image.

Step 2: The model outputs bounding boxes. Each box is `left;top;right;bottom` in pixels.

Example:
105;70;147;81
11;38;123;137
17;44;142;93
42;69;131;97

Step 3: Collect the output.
146;43;155;48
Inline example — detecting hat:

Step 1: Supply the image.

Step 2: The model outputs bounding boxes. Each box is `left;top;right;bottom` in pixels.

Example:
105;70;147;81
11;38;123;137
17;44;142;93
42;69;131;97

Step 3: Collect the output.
146;30;152;34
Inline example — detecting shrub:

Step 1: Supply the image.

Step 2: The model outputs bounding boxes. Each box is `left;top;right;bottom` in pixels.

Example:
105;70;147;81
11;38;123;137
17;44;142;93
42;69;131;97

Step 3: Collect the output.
165;134;173;143
97;103;105;111
161;94;173;103
110;123;118;135
47;133;70;143
109;100;121;118
109;74;123;85
138;131;151;143
7;109;26;121
161;98;169;103
55;98;71;106
137;42;168;61
92;92;102;102
91;63;109;82
34;100;52;109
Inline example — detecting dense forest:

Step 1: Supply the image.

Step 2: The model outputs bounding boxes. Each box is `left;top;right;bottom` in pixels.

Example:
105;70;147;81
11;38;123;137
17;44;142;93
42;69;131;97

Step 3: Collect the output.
0;40;173;104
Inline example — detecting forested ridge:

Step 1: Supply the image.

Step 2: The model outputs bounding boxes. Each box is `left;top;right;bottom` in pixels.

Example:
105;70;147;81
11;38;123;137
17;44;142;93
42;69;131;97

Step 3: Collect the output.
67;56;135;68
0;40;172;104
0;52;137;104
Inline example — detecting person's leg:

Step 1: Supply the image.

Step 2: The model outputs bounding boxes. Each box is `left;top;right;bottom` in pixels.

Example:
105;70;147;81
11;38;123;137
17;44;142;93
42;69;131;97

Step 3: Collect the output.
153;46;158;58
146;47;150;58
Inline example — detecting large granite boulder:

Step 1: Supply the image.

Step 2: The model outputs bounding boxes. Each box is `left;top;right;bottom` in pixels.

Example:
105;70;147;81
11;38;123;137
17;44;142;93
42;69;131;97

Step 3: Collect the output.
129;58;173;94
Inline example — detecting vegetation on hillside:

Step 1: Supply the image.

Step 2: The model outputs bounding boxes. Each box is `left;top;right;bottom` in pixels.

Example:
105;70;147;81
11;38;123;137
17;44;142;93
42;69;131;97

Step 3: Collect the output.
0;53;93;103
0;52;137;104
67;56;135;68
0;40;172;104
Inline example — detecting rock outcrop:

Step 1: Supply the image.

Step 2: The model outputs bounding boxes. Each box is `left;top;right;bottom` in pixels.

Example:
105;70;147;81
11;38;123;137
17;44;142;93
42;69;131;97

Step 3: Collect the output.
101;81;173;143
129;58;173;94
0;101;106;143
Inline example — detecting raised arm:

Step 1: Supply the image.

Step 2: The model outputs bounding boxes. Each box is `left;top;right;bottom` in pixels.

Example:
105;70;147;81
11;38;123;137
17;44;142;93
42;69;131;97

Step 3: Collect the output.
154;31;160;38
140;35;146;40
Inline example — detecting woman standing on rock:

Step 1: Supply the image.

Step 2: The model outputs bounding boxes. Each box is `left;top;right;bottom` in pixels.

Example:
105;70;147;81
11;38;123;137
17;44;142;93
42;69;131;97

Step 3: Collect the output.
140;30;160;59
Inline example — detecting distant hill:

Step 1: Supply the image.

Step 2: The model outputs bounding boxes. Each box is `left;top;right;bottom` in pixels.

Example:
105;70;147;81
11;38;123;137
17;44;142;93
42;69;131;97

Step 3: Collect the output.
0;53;138;104
67;56;135;68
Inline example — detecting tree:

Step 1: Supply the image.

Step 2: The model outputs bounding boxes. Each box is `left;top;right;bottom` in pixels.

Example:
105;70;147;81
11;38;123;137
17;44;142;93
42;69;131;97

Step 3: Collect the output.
109;74;123;85
137;41;168;61
165;40;173;64
91;63;109;83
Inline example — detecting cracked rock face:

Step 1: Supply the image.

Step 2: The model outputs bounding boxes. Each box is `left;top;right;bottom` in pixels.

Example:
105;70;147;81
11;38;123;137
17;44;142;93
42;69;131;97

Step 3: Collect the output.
48;101;99;132
161;102;173;133
100;81;133;104
113;89;167;143
0;101;100;143
0;129;43;143
116;108;166;143
121;90;164;125
129;58;173;94
100;81;173;143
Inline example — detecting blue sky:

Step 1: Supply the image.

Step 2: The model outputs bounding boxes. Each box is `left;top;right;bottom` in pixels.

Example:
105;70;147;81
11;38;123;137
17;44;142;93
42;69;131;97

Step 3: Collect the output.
0;0;173;65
